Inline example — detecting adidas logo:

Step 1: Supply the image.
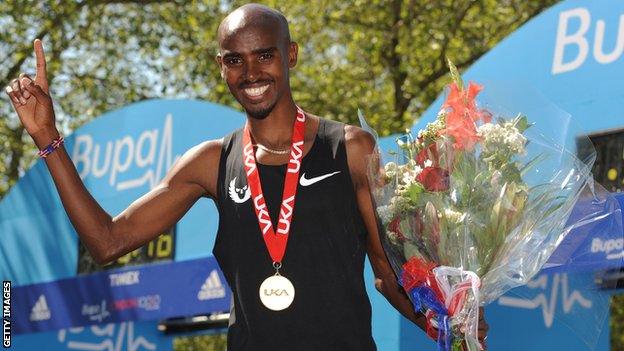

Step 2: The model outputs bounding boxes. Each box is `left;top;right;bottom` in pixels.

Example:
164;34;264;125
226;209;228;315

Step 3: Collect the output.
197;270;226;300
30;295;51;321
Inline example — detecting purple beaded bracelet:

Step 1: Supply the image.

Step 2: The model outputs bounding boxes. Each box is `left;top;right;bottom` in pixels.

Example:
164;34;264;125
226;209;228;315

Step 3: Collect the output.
38;136;64;158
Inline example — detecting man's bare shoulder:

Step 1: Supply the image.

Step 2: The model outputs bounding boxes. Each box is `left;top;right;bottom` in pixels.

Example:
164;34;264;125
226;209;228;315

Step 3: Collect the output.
185;138;224;161
344;124;375;152
343;124;376;187
165;138;224;199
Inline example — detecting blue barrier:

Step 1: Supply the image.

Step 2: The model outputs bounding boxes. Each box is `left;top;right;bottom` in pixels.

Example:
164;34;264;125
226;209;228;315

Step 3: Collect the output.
11;257;230;334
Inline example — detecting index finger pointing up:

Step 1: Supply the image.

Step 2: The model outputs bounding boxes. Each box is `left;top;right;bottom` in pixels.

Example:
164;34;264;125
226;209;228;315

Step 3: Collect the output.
33;39;49;92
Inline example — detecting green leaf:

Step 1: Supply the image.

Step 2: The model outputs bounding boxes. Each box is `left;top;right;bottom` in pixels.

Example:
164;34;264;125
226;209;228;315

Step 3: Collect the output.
447;57;464;91
520;153;547;176
513;114;532;133
407;182;425;202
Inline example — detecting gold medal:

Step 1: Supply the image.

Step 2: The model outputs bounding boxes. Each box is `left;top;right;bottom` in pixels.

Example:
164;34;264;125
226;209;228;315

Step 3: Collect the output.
243;107;307;311
259;273;295;311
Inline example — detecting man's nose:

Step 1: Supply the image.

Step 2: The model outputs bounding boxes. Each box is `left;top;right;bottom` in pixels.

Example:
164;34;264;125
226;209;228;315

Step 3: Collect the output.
243;61;260;82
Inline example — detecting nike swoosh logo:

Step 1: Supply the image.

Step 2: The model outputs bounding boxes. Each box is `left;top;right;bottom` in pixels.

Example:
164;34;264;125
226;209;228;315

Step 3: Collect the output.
300;171;341;186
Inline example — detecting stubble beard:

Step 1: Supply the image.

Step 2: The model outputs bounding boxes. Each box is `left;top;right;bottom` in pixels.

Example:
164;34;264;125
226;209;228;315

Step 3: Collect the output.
245;101;277;120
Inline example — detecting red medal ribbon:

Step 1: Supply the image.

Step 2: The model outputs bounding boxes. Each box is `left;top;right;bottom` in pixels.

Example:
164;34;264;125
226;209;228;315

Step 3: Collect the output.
242;106;306;264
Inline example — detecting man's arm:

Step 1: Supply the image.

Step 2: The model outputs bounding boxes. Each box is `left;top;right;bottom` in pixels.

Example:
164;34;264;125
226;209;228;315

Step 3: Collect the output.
344;125;427;331
41;135;220;265
5;39;221;265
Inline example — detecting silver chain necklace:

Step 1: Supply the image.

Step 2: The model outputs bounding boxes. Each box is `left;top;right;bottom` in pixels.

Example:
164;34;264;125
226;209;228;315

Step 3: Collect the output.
253;143;290;155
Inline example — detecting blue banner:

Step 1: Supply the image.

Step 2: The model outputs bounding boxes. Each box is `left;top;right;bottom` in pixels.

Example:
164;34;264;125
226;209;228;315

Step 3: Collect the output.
11;257;230;334
12;320;174;351
543;192;624;273
490;271;612;351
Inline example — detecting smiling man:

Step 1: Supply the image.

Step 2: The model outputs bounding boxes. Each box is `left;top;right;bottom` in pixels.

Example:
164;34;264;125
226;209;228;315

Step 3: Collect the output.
5;3;486;350
211;5;424;349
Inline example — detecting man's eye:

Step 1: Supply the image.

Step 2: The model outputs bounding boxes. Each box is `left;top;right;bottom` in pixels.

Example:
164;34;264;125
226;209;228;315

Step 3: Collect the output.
259;53;273;62
226;57;242;66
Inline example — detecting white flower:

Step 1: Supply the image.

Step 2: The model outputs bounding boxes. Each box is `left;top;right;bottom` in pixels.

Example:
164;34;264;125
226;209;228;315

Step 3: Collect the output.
413;164;423;176
423;159;433;168
385;162;398;170
390;193;413;212
402;171;414;186
387;230;404;246
384;162;398;179
477;122;527;156
441;208;465;224
377;205;394;224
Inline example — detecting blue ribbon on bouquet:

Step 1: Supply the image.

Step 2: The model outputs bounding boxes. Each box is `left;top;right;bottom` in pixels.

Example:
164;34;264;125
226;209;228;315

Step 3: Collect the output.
408;285;453;351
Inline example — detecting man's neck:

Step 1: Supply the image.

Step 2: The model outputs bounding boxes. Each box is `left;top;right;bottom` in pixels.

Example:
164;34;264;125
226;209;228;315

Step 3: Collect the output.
246;99;299;148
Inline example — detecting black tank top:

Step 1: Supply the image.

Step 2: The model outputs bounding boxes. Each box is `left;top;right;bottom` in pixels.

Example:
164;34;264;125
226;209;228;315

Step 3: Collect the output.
214;118;376;351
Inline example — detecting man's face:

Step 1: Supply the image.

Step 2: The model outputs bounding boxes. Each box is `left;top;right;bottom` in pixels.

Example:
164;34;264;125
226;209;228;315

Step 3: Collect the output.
217;25;297;119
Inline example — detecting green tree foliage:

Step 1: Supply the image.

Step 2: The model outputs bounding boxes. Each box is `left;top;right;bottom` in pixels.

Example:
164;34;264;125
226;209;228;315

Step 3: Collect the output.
173;333;227;351
0;0;559;199
0;0;227;196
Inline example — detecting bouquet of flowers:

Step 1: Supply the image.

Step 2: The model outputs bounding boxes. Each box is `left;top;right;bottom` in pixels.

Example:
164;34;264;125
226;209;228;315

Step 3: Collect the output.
367;62;609;351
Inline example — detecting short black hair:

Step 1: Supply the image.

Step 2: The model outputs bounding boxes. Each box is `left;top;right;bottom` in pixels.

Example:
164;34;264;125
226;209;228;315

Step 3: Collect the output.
217;3;291;46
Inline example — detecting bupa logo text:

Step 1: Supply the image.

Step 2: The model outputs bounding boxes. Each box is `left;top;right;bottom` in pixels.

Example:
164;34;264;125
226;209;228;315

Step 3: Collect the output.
591;238;624;260
72;114;181;191
553;7;624;74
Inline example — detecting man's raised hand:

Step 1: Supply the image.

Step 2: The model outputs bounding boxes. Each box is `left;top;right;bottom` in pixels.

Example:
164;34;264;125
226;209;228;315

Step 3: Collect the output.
4;39;56;140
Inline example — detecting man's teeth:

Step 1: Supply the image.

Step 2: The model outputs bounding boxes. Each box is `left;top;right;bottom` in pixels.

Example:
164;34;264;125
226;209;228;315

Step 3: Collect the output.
244;84;269;97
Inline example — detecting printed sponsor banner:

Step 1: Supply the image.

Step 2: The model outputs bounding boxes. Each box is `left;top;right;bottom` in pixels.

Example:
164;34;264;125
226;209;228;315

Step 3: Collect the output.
11;257;230;334
11;320;173;351
544;192;624;273
489;271;611;351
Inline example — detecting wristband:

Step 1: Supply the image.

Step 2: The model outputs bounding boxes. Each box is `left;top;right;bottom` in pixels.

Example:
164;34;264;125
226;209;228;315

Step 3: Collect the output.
38;136;64;158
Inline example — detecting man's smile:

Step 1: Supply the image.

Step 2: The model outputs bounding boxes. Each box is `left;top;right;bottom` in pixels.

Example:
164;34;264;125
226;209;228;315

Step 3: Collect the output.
241;82;271;101
243;83;270;98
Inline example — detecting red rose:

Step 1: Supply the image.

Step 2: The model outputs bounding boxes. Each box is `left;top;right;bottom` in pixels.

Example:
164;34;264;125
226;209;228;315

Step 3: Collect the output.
388;217;406;241
415;142;439;167
416;167;449;192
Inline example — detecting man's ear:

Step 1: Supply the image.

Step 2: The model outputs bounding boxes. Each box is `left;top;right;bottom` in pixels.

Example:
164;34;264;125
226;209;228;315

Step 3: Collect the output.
215;53;225;79
288;42;298;68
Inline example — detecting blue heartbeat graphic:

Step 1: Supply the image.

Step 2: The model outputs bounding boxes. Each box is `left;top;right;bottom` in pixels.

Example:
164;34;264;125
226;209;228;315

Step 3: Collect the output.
497;273;592;327
58;322;156;351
